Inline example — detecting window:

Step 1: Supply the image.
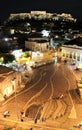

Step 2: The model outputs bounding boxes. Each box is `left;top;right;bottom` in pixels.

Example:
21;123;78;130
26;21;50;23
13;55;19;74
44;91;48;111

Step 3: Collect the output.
77;54;80;61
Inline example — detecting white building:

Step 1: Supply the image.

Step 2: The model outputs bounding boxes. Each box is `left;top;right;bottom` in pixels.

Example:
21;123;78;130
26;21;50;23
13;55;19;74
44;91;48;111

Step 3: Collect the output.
25;32;49;52
31;11;46;15
25;40;49;52
62;37;82;64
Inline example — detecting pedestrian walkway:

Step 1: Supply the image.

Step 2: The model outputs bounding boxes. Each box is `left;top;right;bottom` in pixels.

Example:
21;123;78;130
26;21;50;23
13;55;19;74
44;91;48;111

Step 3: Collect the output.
52;99;67;119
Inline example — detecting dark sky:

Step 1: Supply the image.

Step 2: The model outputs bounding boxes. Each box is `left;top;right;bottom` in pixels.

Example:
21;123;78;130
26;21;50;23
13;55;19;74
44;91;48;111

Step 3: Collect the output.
0;0;82;22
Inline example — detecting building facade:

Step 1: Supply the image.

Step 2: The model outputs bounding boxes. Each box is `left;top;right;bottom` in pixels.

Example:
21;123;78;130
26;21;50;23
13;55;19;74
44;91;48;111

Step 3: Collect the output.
25;40;49;52
0;65;22;101
62;37;82;64
62;45;82;64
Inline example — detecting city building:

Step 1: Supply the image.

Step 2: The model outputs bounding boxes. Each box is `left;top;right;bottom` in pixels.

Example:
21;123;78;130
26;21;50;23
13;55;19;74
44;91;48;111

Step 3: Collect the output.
0;65;22;101
9;11;75;21
25;32;49;51
25;40;49;52
0;36;19;53
62;37;82;64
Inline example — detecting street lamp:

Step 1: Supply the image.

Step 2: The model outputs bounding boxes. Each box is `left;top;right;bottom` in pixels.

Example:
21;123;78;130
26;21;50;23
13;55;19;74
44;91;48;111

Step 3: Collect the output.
11;78;20;121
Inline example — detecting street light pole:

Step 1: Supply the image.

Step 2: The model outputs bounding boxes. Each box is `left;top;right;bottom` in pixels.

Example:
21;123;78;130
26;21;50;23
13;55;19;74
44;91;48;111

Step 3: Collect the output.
11;78;20;121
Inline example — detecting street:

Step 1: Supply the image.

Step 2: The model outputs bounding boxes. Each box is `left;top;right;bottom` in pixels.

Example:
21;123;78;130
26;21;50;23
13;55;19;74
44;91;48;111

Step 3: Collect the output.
0;61;82;130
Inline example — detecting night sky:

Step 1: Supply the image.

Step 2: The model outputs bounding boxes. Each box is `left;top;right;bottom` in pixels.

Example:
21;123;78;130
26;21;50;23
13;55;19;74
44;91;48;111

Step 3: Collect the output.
0;0;82;22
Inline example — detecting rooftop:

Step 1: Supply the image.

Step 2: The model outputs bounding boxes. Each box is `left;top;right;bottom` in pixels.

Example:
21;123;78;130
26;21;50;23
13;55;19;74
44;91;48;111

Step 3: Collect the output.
64;37;82;47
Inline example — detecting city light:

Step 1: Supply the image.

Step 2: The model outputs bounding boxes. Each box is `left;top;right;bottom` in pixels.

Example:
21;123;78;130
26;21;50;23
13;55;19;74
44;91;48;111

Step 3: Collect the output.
41;30;50;37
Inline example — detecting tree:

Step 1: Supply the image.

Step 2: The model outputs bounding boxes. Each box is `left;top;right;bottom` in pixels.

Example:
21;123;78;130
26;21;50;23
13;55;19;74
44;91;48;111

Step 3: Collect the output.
3;54;15;64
